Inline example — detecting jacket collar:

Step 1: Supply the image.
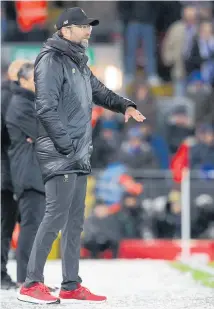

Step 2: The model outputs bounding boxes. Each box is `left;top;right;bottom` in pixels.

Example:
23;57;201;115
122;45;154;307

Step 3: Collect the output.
10;82;35;101
44;33;88;70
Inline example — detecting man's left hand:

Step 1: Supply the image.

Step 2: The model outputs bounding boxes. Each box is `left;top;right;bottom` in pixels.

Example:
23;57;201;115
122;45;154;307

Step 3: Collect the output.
125;107;146;123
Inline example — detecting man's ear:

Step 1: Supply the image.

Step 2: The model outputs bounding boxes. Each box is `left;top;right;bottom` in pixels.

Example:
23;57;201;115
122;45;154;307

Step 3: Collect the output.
19;77;25;88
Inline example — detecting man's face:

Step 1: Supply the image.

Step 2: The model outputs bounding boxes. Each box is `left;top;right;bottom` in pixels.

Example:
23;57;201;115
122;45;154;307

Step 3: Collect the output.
183;6;197;24
197;130;214;145
199;22;213;40
171;113;189;126
20;70;35;92
203;132;214;145
62;24;92;46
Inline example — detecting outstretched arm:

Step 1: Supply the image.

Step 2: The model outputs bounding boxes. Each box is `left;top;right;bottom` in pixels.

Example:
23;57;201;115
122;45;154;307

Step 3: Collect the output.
90;71;146;123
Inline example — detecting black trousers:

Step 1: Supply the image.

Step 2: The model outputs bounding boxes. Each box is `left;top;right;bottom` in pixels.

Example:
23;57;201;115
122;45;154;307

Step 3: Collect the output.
25;174;87;291
1;189;18;279
16;190;45;283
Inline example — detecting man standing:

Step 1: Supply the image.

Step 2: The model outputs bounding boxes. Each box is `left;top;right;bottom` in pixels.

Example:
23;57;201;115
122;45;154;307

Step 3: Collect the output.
1;59;27;290
6;63;46;287
18;7;145;305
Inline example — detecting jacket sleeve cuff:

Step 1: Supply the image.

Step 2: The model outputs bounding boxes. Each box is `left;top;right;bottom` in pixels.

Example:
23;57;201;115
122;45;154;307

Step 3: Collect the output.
123;101;137;114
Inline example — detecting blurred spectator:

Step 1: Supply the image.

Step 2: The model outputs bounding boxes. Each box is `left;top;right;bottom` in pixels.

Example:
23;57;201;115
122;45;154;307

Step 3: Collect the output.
82;199;122;258
95;153;142;206
91;128;121;169
120;127;158;169
82;193;143;258
118;1;160;86
162;5;197;96
185;20;214;87
192;192;214;238
187;88;214;126
197;1;214;22
93;109;124;140
180;1;213;21
131;81;157;129
140;122;170;169
120;193;143;238
155;190;181;239
166;105;195;154
190;123;214;169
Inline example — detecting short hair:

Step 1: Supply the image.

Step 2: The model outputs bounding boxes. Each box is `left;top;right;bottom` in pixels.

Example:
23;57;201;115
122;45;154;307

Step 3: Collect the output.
17;62;34;82
8;59;28;81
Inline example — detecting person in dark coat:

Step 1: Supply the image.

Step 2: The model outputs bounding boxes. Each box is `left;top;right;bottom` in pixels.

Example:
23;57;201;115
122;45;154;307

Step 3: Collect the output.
1;59;28;290
5;63;45;286
82;199;122;259
166;106;195;155
185;20;214;86
190;123;214;169
18;7;146;305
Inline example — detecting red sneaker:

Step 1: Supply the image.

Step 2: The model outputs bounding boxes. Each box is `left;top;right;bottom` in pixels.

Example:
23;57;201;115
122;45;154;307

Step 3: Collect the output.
17;282;60;304
59;284;107;303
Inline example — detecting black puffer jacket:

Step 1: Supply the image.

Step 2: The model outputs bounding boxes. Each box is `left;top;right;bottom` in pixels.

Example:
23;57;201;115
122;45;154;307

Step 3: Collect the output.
1;80;13;191
6;83;45;200
34;34;136;183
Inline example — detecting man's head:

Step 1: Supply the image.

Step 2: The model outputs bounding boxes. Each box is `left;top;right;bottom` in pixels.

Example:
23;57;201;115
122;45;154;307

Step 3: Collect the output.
17;62;35;92
199;21;213;40
183;5;197;24
170;106;190;127
197;124;214;145
8;59;29;81
55;7;99;46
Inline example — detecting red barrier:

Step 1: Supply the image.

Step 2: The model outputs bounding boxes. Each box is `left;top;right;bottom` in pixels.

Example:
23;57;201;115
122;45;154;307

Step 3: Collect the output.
81;240;214;261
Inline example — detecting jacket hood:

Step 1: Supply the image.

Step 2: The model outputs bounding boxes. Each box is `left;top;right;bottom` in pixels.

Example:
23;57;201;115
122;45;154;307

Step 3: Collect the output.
35;33;88;70
10;81;35;102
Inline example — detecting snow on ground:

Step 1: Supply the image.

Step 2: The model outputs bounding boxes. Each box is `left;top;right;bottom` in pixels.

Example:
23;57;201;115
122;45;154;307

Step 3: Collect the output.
1;259;213;309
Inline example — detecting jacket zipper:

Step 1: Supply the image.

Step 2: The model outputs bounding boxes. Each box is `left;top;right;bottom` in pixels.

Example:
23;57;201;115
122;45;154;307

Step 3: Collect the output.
81;71;91;104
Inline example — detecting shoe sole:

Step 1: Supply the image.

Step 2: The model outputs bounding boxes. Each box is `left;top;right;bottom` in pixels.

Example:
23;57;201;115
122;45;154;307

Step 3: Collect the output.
60;298;107;304
17;293;60;305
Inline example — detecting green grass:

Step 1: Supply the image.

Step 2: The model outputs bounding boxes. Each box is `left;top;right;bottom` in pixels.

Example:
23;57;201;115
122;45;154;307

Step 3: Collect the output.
171;261;214;289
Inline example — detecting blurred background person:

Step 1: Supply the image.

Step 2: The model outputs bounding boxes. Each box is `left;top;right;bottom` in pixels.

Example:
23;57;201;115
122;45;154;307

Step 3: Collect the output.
120;127;158;170
118;1;160;87
130;80;157;129
162;5;198;96
1;59;28;290
95;151;143;206
185;20;214;88
190;123;214;170
92;128;122;169
154;190;182;239
140;121;170;169
82;193;143;259
5;62;45;286
82;199;122;259
166;105;195;155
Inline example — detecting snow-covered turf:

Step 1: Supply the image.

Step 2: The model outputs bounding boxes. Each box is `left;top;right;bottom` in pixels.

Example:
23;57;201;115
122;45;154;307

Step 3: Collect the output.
1;259;213;309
